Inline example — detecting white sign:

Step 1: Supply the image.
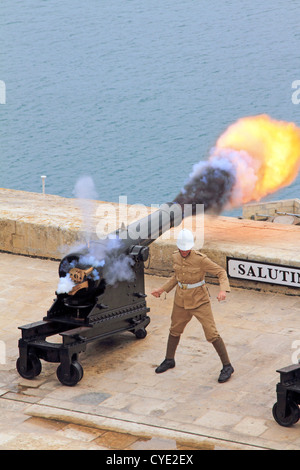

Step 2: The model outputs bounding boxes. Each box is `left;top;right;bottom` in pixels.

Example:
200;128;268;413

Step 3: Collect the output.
227;258;300;288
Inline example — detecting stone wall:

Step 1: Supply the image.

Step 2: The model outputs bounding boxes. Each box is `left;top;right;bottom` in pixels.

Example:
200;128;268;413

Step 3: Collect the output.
243;198;300;221
1;188;300;295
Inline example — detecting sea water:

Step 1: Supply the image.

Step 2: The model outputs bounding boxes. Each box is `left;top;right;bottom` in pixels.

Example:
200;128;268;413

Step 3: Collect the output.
1;0;300;216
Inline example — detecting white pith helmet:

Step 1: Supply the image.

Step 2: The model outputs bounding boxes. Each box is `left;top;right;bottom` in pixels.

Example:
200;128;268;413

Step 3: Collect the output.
176;229;194;251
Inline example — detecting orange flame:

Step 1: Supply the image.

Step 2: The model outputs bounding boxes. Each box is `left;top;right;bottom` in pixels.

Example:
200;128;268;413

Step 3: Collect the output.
214;114;300;206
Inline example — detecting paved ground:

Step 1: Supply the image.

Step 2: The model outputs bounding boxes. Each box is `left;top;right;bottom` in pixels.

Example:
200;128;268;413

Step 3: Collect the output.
0;252;300;450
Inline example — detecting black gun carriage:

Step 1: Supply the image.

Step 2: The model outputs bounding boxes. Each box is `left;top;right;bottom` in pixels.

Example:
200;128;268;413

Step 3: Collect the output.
16;203;183;386
272;363;300;427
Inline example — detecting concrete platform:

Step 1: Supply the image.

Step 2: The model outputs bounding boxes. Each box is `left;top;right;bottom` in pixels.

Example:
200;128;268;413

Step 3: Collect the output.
0;252;300;450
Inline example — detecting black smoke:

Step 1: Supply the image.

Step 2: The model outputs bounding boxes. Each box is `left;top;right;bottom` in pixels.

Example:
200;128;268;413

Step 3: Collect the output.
173;163;236;215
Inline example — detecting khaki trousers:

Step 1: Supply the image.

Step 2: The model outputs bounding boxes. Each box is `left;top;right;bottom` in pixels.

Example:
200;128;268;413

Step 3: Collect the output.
169;301;220;343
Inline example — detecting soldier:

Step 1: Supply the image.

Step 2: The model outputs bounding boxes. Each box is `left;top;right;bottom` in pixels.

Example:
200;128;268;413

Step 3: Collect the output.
151;228;234;383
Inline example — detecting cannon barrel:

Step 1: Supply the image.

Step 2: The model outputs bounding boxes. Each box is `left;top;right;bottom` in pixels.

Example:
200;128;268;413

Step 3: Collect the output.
112;202;183;249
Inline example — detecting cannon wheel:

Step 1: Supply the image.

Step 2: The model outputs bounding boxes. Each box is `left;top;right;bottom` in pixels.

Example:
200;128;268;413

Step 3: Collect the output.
56;361;83;387
272;401;300;427
135;328;147;339
16;354;42;380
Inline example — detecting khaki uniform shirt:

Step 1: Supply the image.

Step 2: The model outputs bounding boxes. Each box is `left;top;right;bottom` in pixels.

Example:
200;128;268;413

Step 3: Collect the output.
161;250;230;310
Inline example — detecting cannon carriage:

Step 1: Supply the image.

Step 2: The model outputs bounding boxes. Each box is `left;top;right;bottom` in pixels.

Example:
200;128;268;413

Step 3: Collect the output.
272;364;300;427
16;203;183;386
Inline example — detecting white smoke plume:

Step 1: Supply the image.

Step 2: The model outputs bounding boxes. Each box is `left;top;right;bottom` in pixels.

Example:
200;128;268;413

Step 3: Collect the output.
78;254;105;268
57;231;136;292
87;236;136;286
74;175;98;244
104;253;135;286
56;273;76;294
56;176;137;291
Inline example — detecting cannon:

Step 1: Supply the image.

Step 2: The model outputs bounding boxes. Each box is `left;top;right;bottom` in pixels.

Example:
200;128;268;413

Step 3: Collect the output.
272;363;300;426
16;203;183;386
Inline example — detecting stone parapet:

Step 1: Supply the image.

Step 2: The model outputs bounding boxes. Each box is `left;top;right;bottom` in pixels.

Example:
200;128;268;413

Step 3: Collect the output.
1;188;300;295
243;198;300;222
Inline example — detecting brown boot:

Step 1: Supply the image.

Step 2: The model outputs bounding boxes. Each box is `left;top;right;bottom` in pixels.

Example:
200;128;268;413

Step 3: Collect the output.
155;334;180;374
212;337;234;382
212;337;230;365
